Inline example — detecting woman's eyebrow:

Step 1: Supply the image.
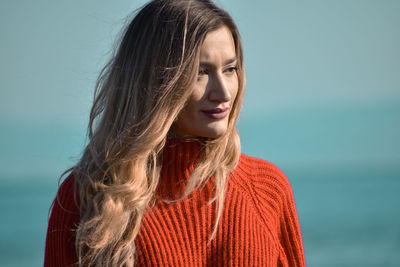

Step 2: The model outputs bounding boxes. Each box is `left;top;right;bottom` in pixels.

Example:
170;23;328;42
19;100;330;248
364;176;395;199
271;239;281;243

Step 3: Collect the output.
224;56;237;65
199;56;237;68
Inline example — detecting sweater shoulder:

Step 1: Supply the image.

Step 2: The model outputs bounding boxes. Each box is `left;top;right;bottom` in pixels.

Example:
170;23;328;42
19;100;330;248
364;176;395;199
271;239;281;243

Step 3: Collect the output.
232;154;295;220
44;173;80;266
234;154;293;197
57;173;79;208
48;173;80;227
232;155;305;266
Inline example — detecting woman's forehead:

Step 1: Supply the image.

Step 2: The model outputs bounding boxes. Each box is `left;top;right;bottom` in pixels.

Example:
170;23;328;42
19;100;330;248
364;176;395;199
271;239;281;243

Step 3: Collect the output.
199;26;236;63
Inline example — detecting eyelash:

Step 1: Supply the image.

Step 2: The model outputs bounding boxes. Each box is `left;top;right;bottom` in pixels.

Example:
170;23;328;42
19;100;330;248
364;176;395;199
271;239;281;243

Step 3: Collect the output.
226;66;238;73
198;66;238;76
198;69;208;76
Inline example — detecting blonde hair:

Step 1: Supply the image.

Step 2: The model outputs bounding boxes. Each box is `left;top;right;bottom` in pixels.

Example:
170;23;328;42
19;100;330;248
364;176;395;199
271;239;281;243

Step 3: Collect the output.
71;0;245;265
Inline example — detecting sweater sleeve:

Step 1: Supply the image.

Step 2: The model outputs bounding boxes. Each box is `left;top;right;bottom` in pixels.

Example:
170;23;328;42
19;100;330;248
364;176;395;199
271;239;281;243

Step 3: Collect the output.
44;174;80;267
276;168;305;267
249;159;306;267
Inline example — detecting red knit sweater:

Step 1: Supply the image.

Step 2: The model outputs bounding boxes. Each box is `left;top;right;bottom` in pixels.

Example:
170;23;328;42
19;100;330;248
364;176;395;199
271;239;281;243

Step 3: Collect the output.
44;140;305;266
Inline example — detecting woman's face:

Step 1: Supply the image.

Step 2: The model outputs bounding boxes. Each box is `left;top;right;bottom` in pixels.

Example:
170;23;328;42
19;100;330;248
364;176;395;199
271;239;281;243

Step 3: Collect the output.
172;26;239;138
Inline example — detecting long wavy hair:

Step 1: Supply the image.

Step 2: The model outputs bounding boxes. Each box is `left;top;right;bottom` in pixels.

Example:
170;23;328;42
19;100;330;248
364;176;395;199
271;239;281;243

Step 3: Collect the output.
70;0;245;265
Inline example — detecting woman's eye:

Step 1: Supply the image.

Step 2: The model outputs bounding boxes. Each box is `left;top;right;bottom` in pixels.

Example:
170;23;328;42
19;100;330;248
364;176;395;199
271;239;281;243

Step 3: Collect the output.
226;66;237;74
198;69;208;76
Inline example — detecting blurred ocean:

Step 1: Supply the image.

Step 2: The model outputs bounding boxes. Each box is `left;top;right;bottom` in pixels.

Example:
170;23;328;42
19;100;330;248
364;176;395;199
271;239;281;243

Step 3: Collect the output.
0;180;57;267
0;165;399;266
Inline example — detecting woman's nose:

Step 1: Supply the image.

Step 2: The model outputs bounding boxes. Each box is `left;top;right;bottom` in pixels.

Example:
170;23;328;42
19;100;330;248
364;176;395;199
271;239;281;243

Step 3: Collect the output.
208;74;231;103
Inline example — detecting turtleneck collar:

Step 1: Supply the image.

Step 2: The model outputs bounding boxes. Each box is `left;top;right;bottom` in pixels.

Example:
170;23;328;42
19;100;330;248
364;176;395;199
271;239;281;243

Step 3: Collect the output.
163;138;205;162
156;138;206;200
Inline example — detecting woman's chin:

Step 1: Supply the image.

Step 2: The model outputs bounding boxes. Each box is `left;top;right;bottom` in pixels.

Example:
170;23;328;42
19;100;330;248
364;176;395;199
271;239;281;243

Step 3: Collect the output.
198;124;228;139
170;120;228;139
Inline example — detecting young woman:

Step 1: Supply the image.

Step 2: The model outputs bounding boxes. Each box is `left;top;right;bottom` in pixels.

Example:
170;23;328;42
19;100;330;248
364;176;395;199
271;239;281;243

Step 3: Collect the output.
44;0;305;266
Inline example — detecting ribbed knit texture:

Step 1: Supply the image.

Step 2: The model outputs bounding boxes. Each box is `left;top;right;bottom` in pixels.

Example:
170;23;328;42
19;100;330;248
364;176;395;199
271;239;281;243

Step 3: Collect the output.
44;140;305;266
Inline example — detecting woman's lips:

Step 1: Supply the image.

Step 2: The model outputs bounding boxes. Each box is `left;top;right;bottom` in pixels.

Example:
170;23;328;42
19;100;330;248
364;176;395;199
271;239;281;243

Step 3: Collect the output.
201;107;229;119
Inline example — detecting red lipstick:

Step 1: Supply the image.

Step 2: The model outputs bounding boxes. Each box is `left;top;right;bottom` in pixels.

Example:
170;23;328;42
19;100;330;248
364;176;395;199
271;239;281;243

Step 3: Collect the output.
201;107;229;119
